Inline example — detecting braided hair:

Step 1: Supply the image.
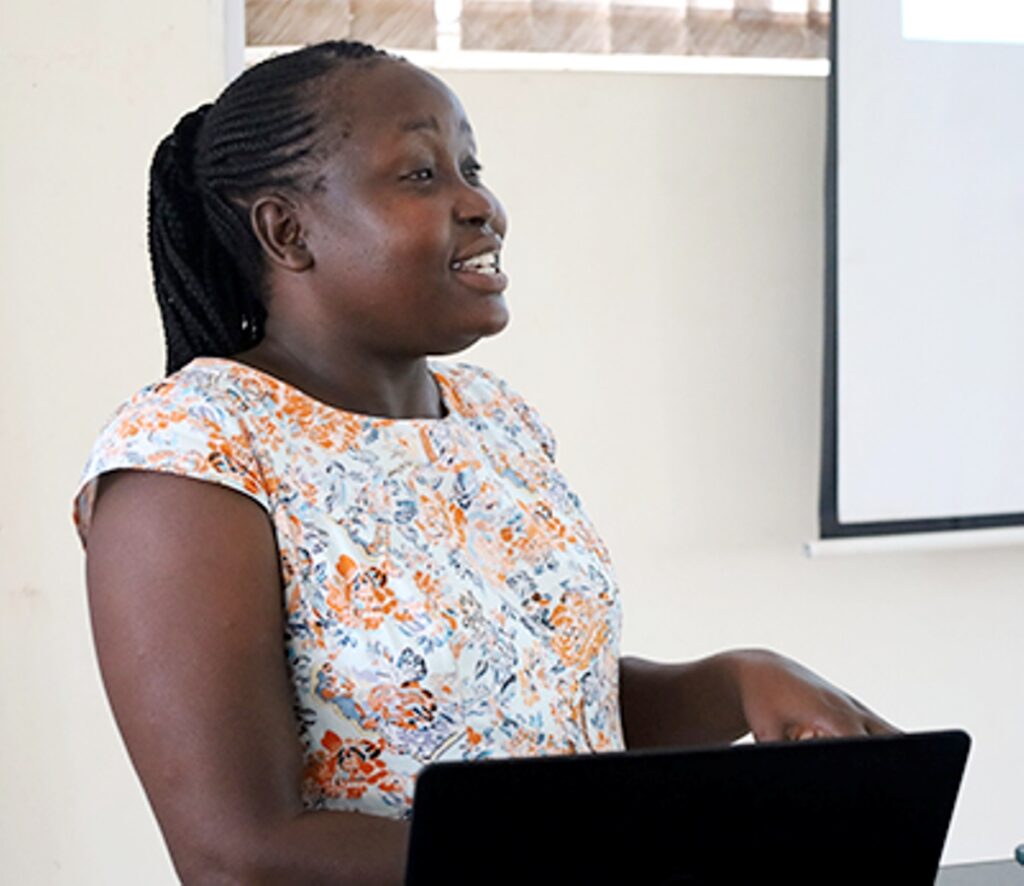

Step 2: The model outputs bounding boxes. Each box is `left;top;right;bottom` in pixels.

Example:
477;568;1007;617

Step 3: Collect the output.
148;40;394;373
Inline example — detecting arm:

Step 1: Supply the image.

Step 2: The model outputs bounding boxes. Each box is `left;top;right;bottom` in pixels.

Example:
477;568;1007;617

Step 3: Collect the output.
86;471;408;885
619;651;897;750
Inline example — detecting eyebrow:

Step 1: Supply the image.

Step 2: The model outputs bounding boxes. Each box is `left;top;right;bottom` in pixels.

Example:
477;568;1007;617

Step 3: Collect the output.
398;114;473;136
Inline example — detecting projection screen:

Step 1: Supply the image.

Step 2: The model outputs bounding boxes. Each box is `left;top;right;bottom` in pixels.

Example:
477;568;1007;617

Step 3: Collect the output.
820;0;1024;539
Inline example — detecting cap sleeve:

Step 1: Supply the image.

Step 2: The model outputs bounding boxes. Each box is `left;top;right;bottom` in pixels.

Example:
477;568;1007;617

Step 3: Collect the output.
463;363;558;463
73;376;271;544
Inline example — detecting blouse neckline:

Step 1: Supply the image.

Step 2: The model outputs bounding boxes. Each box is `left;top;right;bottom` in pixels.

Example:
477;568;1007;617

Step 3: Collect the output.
188;356;463;427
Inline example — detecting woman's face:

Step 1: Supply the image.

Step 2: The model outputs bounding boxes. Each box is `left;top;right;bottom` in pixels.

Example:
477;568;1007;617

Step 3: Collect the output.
292;60;510;358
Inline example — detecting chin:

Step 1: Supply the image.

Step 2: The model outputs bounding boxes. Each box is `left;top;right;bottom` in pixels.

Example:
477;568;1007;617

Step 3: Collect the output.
437;301;511;355
479;301;512;335
433;318;510;357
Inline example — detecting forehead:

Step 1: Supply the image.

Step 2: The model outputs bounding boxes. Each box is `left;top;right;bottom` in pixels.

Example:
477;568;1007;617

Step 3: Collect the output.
318;61;475;151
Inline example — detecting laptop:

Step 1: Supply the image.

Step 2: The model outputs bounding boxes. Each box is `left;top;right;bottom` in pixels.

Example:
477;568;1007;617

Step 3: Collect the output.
406;729;969;885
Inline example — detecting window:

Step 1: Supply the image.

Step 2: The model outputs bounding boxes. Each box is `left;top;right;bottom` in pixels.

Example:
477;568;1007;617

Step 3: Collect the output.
246;1;832;63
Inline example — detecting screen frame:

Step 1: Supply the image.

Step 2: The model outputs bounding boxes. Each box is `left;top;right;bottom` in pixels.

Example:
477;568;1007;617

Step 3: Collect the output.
818;0;1024;539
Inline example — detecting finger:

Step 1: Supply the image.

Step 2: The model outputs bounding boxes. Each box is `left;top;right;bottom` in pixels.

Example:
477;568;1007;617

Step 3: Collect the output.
837;718;870;738
751;721;787;743
848;697;901;734
784;721;838;741
865;716;901;736
802;715;869;740
785;723;824;741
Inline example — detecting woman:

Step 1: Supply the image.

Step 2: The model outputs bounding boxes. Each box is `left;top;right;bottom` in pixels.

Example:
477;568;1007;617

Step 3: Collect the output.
75;40;894;883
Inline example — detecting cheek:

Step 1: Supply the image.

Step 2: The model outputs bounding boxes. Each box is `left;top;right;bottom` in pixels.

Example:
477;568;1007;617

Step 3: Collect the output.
343;230;438;278
386;227;450;276
330;197;437;265
319;198;451;282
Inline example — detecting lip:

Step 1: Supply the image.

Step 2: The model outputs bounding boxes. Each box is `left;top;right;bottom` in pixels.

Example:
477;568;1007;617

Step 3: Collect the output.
451;266;509;294
452;234;504;264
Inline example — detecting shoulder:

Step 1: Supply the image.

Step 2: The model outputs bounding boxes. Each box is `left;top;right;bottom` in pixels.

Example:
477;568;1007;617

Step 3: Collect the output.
433;360;558;462
434;360;504;398
88;358;264;455
431;360;532;408
74;359;272;542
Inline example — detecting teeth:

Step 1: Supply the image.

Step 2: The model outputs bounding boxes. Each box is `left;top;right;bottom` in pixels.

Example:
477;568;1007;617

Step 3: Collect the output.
452;250;500;274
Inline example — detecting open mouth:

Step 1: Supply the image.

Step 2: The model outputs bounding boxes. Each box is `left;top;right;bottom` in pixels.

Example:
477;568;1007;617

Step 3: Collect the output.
450;250;501;276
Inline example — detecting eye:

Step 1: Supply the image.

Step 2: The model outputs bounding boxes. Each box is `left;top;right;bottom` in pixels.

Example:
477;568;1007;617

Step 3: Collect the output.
462;159;484;184
405;167;435;183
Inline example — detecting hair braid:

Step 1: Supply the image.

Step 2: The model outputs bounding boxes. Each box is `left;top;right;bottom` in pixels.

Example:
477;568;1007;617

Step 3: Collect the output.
147;40;394;373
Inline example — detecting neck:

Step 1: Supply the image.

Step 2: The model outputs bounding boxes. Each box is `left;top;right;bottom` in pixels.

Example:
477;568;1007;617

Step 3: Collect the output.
235;330;446;420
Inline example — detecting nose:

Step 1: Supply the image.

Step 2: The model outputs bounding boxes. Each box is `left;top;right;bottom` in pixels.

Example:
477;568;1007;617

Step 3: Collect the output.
454;180;506;237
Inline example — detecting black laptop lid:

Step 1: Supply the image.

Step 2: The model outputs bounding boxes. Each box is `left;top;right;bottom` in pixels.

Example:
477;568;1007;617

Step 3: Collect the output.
406;730;970;886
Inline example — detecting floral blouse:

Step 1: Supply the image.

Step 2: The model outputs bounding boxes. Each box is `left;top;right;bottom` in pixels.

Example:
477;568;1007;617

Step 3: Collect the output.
74;358;624;818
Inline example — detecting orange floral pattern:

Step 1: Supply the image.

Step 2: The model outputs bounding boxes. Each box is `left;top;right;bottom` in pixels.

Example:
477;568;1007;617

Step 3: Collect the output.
74;358;624;818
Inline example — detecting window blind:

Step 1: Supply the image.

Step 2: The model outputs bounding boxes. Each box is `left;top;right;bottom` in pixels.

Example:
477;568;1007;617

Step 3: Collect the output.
246;0;832;59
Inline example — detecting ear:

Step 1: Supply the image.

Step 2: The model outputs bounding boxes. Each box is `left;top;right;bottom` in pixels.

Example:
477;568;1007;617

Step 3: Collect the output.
250;195;314;272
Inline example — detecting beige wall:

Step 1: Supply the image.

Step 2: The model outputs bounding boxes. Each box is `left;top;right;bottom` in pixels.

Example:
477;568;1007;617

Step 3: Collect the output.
1;2;230;882
2;2;1020;881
